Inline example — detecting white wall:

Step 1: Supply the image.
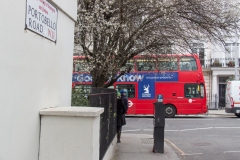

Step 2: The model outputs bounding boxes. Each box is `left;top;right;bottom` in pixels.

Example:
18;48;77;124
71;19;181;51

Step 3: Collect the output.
0;0;76;160
39;107;104;160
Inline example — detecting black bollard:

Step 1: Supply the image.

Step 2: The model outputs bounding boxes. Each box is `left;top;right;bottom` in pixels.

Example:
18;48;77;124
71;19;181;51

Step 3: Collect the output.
153;102;165;153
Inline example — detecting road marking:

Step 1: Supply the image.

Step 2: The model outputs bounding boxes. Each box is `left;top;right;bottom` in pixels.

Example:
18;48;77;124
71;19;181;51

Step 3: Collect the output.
143;129;153;131
166;119;214;120
215;127;240;129
124;126;240;132
164;138;185;155
165;130;180;132
124;126;240;133
224;151;240;153
180;127;213;131
165;127;213;132
122;129;141;132
166;126;240;132
183;153;203;156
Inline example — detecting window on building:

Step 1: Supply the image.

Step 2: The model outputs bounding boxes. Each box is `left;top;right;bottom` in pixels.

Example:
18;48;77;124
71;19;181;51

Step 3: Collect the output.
219;77;229;83
225;43;239;66
225;43;239;58
190;43;205;67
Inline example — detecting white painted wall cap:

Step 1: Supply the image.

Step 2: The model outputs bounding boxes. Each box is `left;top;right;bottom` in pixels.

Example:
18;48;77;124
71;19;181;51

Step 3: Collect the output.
39;107;104;117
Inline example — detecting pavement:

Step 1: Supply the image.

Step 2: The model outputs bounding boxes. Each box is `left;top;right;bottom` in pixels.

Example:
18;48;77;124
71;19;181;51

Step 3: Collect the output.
111;109;231;160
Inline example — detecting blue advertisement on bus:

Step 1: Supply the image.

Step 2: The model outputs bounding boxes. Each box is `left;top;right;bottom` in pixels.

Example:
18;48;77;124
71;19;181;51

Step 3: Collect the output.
136;73;178;99
138;79;155;99
72;73;92;82
73;72;178;83
72;72;178;99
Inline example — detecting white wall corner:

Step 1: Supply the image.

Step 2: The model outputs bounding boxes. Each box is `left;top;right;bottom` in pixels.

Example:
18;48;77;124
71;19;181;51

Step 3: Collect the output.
39;107;104;160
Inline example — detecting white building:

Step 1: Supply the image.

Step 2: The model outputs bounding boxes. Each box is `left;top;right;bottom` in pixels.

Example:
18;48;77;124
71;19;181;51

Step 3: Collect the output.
0;0;76;159
192;41;240;109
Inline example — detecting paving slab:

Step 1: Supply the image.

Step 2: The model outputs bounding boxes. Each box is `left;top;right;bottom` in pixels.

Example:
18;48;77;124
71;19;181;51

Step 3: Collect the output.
112;134;180;160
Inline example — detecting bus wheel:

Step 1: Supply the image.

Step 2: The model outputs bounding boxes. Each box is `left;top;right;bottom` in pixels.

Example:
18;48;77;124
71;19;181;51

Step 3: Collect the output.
235;113;240;118
165;105;176;118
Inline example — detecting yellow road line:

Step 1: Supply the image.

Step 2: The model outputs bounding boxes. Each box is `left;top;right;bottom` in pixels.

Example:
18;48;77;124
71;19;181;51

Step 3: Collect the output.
164;138;185;155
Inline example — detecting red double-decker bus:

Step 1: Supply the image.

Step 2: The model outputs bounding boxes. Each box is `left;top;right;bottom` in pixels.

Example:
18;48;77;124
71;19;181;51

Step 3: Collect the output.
72;54;207;117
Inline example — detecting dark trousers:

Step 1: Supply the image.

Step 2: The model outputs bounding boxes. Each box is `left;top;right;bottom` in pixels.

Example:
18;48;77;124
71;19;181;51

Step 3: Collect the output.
117;126;122;143
117;126;122;132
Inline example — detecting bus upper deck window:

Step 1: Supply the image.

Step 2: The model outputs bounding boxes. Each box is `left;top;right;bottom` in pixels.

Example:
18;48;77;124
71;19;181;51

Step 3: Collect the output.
158;58;178;71
136;59;156;71
73;58;90;72
180;57;197;71
121;60;134;72
75;63;81;72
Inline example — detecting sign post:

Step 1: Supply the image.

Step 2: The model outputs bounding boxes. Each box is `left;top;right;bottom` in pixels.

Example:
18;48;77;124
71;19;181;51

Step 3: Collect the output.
153;94;165;153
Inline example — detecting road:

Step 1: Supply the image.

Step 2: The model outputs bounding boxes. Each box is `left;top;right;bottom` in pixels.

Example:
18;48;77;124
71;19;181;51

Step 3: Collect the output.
122;114;240;160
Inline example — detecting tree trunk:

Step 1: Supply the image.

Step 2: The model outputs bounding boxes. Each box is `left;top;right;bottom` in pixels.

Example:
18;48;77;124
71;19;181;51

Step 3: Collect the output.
91;68;107;88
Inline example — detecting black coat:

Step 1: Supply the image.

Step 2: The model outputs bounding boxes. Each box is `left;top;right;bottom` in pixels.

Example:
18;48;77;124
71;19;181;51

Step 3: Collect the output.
117;98;126;126
121;96;128;112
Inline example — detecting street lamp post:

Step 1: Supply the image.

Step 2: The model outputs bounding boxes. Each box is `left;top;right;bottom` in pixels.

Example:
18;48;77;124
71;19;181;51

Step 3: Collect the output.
234;42;239;80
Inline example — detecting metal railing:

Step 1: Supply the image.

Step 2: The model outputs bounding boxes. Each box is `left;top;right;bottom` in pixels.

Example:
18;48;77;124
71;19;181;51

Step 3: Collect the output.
207;94;225;110
71;87;117;160
201;58;240;68
207;94;219;110
88;88;117;160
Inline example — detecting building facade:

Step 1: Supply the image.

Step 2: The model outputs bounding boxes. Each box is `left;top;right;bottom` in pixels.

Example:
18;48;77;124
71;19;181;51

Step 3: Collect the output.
194;41;240;109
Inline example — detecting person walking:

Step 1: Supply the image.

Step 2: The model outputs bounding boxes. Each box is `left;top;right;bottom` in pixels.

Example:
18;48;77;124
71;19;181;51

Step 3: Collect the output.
120;90;128;112
116;91;127;143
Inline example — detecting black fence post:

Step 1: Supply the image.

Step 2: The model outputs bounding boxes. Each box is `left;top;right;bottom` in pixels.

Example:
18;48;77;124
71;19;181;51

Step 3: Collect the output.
215;94;218;110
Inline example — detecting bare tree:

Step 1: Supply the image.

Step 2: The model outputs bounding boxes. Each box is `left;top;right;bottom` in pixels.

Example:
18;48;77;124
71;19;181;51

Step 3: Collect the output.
74;0;240;88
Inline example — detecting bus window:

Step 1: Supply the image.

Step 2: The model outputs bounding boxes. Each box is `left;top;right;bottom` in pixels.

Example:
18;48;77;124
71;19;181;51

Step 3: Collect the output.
158;58;178;71
121;60;134;72
180;57;197;71
74;84;91;98
200;84;205;98
136;59;156;71
73;59;89;72
75;63;81;72
74;84;91;91
184;84;200;98
116;84;135;98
